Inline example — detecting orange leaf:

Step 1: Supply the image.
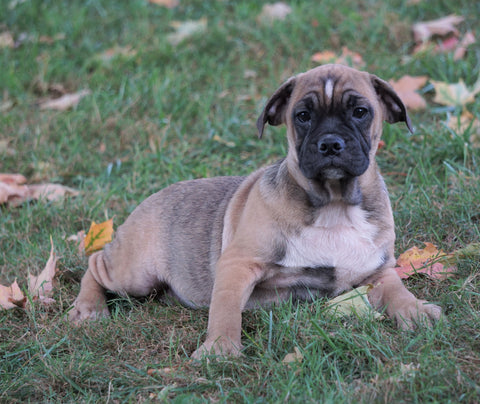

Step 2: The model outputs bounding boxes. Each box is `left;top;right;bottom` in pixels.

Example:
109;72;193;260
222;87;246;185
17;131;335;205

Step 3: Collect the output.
412;15;464;44
311;47;365;70
0;280;26;310
395;242;456;280
389;76;428;111
28;237;58;305
84;219;114;255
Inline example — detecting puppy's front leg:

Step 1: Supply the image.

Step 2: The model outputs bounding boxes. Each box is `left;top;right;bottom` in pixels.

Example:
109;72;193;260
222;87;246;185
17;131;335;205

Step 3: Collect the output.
191;252;264;359
365;268;442;329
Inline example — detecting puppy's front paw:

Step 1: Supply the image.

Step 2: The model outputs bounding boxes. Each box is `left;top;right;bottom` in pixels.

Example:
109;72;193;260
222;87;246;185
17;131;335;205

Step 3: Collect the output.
392;298;442;330
191;337;242;360
68;299;110;325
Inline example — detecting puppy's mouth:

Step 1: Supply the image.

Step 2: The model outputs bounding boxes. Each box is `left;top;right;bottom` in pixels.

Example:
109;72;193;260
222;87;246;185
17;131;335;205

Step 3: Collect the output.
298;134;370;181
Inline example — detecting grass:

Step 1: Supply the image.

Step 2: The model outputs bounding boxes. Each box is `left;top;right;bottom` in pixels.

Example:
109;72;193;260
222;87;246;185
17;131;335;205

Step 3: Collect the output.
1;0;480;402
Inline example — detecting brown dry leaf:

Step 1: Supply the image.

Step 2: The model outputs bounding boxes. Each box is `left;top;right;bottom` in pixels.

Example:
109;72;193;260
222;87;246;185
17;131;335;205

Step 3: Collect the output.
412;15;464;44
84;219;114;255
28;183;80;202
94;45;137;66
0;280;26;310
389;76;428;111
39;89;91;111
282;347;303;364
0;31;14;48
167;18;207;46
431;78;480;108
311;47;365;70
0;181;30;205
0;173;27;185
28;238;58;305
258;2;292;24
148;0;179;7
395;242;456;280
38;33;66;44
453;31;475;60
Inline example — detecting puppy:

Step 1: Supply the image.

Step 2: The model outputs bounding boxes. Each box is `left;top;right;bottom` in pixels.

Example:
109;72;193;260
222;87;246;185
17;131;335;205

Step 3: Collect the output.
69;64;442;358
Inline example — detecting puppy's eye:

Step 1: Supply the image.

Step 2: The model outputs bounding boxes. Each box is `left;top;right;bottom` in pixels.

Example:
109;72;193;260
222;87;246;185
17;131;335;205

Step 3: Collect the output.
353;107;368;119
296;111;311;123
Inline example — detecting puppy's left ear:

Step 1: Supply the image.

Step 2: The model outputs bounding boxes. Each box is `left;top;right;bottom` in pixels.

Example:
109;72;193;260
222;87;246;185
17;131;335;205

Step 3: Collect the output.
256;76;296;138
370;75;413;133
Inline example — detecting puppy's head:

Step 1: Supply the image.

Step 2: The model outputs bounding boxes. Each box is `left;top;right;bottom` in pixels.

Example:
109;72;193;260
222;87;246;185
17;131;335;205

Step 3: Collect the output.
257;64;412;182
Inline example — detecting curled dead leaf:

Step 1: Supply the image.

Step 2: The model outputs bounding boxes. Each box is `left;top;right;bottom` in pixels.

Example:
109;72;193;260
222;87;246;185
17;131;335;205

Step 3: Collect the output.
39;89;91;111
412;15;464;44
27;237;58;306
0;280;26;310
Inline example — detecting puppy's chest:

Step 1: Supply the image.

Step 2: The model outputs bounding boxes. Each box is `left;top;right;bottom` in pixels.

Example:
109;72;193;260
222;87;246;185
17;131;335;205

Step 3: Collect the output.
273;205;384;294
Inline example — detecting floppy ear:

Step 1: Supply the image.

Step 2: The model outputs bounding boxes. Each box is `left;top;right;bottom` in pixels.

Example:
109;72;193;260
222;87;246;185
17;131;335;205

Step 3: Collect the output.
256;77;296;138
370;75;413;133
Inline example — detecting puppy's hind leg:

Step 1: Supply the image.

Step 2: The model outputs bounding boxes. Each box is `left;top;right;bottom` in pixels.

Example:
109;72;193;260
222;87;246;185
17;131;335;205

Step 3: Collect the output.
69;251;111;324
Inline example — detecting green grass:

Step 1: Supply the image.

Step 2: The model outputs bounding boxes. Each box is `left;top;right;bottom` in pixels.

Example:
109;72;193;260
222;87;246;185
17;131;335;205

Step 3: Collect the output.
1;0;480;402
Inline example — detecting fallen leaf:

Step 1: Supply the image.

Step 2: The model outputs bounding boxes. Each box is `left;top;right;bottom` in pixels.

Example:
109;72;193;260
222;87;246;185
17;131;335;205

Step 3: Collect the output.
282;347;303;364
446;110;480;146
395;242;456;280
438;242;480;266
412;15;464;44
167;18;207;46
28;183;80;202
38;33;66;44
389;75;428;111
311;47;365;69
39;89;91;111
93;45;137;67
0;280;26;310
453;31;475;60
0;31;14;48
431;78;480;108
84;219;114;255
258;2;292;24
28;237;58;305
212;134;235;148
0;181;30;205
326;285;383;319
0;173;27;185
148;0;179;7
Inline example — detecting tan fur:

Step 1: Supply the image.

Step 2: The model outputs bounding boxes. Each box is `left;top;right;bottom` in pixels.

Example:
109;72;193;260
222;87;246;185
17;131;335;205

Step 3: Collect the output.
69;65;441;358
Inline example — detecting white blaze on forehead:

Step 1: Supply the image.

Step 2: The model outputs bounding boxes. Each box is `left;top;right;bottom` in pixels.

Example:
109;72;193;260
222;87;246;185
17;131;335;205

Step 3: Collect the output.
325;79;334;101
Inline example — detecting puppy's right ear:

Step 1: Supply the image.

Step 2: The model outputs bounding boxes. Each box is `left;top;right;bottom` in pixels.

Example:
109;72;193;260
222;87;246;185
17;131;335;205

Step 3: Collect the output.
256;77;296;138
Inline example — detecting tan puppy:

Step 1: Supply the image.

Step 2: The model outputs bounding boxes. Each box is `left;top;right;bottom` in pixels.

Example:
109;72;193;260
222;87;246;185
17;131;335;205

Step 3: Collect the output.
69;64;442;358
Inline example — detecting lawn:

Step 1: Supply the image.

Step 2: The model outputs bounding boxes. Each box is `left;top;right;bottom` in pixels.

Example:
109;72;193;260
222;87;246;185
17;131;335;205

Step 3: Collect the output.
1;0;480;402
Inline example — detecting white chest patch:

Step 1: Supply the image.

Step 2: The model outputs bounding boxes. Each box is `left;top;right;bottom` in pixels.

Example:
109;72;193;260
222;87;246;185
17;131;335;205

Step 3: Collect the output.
325;79;334;101
277;204;384;294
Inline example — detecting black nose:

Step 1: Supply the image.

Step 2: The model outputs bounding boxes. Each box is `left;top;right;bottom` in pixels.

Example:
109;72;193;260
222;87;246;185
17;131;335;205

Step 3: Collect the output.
317;135;345;156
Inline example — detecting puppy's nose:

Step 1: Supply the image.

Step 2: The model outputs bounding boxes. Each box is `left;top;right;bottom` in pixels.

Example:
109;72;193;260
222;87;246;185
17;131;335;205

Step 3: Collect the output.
317;135;345;156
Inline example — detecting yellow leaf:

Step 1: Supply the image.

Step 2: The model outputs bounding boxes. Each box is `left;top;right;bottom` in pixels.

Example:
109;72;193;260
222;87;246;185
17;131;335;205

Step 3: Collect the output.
84;219;114;255
326;285;383;319
431;79;480;107
282;347;303;364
